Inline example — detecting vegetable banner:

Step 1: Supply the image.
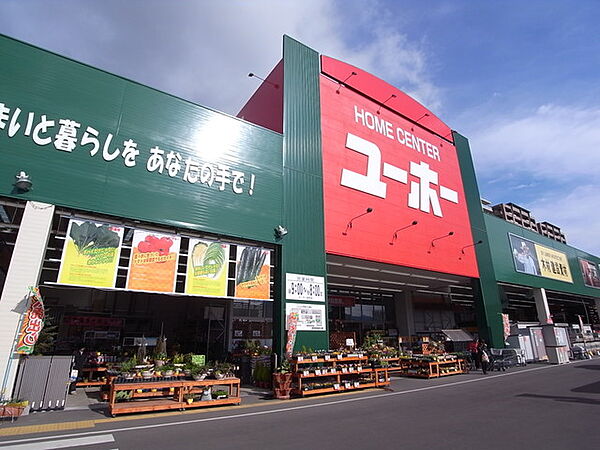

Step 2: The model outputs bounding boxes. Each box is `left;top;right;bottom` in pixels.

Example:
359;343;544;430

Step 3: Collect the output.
58;219;124;287
126;230;181;292
234;246;270;300
185;238;230;296
15;287;45;355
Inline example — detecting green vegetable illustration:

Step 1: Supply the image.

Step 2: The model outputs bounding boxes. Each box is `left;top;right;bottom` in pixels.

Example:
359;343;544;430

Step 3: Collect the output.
69;221;120;254
236;246;267;285
191;242;225;277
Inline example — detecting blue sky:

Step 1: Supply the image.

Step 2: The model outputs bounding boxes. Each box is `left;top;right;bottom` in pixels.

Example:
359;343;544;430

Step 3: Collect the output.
1;0;599;254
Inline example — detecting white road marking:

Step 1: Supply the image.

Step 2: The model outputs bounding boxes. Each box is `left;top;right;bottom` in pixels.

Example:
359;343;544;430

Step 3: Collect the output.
0;360;591;447
0;433;114;449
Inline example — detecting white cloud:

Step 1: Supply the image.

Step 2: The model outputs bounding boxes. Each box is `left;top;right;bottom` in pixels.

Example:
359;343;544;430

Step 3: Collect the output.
467;104;600;255
0;0;440;114
469;104;600;180
532;185;600;255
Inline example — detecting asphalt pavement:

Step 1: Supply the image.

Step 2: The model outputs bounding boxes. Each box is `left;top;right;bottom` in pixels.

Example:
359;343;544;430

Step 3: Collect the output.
1;359;599;449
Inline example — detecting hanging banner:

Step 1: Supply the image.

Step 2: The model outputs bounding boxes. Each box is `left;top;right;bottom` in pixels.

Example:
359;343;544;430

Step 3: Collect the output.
286;312;299;358
234;246;270;300
15;287;45;355
502;313;511;342
508;234;573;283
126;230;181;292
58;219;124;288
185;239;230;296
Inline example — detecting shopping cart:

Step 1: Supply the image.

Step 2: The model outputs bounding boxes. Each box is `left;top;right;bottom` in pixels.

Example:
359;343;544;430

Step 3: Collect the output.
488;348;520;371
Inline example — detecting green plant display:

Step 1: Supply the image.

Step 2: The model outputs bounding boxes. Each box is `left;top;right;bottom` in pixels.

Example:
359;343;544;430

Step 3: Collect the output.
70;221;120;254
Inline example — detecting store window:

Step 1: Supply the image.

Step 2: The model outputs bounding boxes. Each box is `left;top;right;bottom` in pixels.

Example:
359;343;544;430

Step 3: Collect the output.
34;208;276;361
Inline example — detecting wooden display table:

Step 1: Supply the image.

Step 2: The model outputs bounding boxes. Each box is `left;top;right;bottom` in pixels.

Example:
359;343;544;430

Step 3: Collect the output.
291;355;390;397
108;377;241;416
76;366;108;387
392;357;465;378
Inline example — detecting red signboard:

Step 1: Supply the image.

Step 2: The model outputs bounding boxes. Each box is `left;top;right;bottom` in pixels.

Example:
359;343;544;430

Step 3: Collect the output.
320;56;478;278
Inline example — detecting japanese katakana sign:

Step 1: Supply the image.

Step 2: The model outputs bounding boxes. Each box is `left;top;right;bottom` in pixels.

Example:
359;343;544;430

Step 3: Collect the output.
319;59;478;278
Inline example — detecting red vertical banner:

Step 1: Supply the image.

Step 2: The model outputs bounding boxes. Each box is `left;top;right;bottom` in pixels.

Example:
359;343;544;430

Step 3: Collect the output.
15;287;45;355
502;313;511;342
285;312;299;359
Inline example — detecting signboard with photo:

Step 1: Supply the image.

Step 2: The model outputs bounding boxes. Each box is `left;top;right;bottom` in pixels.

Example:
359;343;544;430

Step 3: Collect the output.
579;258;600;288
285;303;326;331
58;219;124;288
185;238;230;296
126;230;181;292
508;233;572;283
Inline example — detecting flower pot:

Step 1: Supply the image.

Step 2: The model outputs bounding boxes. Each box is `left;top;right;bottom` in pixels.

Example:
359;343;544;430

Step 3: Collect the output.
193;373;207;381
1;406;24;418
273;388;291;400
164;370;174;377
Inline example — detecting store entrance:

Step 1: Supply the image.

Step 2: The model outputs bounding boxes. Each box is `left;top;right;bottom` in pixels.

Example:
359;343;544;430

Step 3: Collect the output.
40;286;231;361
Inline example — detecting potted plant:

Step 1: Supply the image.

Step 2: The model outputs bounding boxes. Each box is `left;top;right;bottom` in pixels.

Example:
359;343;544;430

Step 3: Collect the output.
184;393;195;405
0;400;28;418
191;365;208;381
161;364;175;377
272;360;292;399
213;390;228;400
153;352;167;368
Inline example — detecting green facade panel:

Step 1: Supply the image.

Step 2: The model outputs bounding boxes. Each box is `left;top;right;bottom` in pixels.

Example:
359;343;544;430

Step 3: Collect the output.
0;35;284;243
454;132;504;347
485;214;600;297
275;36;328;356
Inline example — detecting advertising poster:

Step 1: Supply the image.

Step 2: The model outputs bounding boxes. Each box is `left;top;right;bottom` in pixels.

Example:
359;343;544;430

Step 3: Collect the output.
185;238;230;296
234;246;270;300
15;287;45;355
508;233;572;283
579;258;600;288
126;230;181;292
58;219;124;287
285;303;326;331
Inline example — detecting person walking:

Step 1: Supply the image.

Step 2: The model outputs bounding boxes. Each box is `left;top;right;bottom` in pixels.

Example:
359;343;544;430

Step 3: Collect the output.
478;339;489;375
467;338;480;370
69;347;87;394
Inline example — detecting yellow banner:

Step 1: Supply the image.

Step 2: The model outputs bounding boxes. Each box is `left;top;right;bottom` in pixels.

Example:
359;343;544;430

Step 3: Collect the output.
185;239;229;296
534;244;573;282
58;219;124;287
126;230;181;292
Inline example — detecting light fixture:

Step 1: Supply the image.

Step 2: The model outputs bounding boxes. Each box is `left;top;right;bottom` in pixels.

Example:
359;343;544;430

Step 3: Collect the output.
335;71;357;94
274;225;288;239
248;72;279;89
411;113;430;131
342;207;373;235
389;220;418;245
428;231;454;253
376;94;397;115
14;171;32;191
459;240;483;260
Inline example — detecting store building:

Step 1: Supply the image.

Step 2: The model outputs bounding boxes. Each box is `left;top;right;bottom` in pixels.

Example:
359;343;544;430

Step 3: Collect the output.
2;33;600;399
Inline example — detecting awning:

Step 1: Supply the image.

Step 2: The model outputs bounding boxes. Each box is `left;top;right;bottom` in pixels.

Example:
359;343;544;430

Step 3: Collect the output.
441;329;473;342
